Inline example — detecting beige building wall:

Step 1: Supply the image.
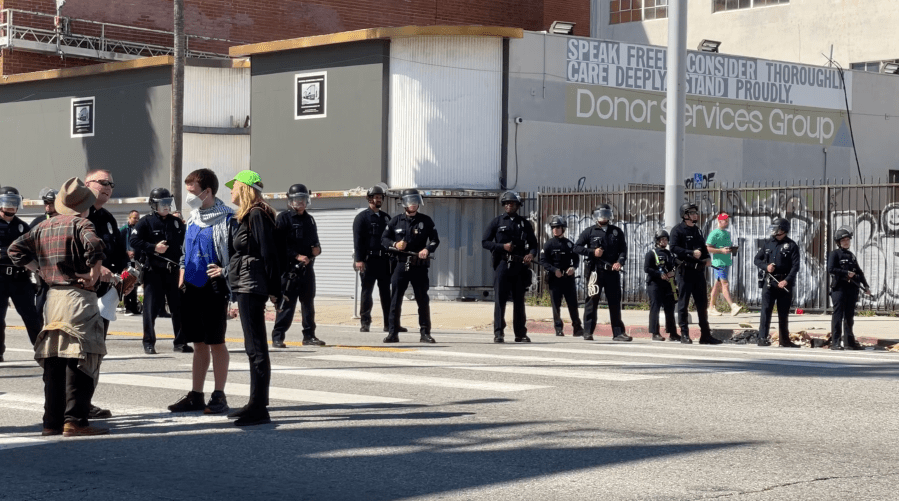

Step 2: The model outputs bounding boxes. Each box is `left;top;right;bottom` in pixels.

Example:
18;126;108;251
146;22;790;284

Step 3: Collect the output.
591;0;899;68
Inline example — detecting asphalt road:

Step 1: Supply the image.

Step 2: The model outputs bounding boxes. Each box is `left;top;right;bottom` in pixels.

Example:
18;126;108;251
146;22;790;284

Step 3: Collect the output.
1;314;898;500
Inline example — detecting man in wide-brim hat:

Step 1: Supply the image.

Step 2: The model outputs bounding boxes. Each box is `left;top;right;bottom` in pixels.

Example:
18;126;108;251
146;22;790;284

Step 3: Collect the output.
8;177;111;437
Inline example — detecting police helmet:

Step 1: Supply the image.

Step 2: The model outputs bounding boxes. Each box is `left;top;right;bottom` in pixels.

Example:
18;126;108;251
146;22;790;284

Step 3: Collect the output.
149;187;175;213
500;191;522;206
769;217;790;235
593;203;613;222
834;227;852;244
367;185;386;199
0;186;23;211
549;215;567;229
287;183;311;208
401;189;423;209
655;229;670;244
681;202;699;219
39;187;57;205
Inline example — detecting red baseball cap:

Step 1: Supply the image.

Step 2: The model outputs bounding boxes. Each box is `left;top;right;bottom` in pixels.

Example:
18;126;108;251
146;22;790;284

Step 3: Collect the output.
717;213;729;221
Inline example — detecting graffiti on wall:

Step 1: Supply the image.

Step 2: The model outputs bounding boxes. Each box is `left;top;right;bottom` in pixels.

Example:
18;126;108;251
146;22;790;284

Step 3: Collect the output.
831;203;899;309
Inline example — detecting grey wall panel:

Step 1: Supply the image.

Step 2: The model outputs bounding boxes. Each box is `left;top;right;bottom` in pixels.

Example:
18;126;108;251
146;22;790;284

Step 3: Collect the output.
427;197;499;294
0;67;172;199
249;42;389;193
307;208;364;297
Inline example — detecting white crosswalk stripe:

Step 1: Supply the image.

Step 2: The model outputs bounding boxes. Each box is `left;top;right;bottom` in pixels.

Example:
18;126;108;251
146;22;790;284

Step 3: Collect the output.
303;354;665;381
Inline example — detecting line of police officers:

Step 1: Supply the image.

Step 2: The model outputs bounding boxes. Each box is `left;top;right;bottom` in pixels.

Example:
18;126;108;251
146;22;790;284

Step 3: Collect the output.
0;185;876;363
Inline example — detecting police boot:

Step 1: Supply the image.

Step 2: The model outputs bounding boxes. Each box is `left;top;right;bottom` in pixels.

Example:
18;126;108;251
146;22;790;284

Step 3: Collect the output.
582;333;594;341
651;333;666;342
573;326;584;337
612;327;632;342
668;333;681;342
555;328;564;337
514;335;531;343
779;335;800;348
360;323;370;332
680;332;693;344
383;334;400;343
757;335;771;347
699;333;723;345
420;332;436;343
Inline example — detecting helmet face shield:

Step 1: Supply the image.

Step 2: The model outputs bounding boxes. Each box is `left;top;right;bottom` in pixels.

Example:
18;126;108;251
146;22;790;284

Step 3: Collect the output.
593;207;613;222
288;192;311;209
402;193;423;208
0;193;23;210
154;197;175;213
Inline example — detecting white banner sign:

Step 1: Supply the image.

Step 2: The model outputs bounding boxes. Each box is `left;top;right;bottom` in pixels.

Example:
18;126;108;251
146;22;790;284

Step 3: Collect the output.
566;39;851;110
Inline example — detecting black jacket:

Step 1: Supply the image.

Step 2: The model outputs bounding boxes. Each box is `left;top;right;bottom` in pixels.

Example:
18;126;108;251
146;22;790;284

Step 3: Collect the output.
0;216;30;277
382;212;439;257
276;209;320;270
482;213;538;266
827;247;868;290
538;236;578;274
669;221;709;270
88;206;128;274
754;236;801;287
228;206;282;298
130;212;185;271
644;247;676;285
353;208;391;261
573;224;627;270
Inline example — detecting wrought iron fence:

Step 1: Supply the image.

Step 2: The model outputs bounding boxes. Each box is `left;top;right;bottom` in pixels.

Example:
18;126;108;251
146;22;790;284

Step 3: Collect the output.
532;180;899;313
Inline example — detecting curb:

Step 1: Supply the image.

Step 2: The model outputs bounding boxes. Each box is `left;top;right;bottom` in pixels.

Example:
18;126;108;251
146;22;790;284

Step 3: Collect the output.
524;320;899;348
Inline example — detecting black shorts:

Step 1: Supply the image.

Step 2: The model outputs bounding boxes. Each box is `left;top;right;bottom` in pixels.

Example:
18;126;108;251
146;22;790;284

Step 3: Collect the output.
181;281;229;345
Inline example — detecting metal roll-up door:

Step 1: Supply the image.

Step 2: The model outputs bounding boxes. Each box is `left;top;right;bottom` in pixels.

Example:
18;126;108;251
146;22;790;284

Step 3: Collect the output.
308;208;363;297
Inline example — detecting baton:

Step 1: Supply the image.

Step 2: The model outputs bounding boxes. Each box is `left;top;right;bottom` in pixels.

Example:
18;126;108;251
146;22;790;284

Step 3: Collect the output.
767;272;789;293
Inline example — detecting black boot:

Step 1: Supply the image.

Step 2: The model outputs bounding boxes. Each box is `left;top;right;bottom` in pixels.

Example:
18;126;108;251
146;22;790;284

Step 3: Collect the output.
420;333;436;343
234;406;271;427
651;333;665;342
680;333;692;344
555;328;564;337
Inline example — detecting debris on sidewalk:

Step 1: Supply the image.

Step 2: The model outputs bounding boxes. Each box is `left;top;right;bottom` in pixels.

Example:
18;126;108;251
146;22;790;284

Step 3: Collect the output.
887;343;899;353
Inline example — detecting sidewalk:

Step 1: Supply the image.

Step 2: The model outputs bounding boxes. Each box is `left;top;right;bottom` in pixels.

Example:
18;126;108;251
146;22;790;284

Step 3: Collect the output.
302;297;899;349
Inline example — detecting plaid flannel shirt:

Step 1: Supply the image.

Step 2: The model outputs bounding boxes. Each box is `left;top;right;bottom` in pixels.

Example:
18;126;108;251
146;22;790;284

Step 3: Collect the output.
7;215;106;288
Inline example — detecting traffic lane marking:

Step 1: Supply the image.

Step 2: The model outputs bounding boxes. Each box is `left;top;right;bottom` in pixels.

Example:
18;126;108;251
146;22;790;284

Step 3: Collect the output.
303;354;665;382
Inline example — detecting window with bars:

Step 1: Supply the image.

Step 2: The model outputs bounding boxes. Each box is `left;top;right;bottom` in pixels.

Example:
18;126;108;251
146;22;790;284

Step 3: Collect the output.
713;0;789;13
609;0;668;25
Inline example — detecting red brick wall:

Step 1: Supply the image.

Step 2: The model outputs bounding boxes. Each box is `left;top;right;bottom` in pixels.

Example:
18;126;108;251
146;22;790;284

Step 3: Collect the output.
0;0;591;75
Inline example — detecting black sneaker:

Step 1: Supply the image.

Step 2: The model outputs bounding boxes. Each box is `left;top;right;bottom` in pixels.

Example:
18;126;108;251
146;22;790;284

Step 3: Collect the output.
234;408;272;427
204;390;229;415
173;344;195;353
168;391;206;412
88;405;112;419
612;334;633;342
302;337;326;346
514;336;531;343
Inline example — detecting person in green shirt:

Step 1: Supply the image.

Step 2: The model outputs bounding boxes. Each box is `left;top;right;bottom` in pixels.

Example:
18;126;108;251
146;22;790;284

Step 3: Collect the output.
706;213;742;316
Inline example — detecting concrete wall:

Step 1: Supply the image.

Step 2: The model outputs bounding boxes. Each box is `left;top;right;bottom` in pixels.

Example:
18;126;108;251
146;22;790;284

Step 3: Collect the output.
249;41;389;193
505;32;899;193
593;0;899;68
0;66;172;199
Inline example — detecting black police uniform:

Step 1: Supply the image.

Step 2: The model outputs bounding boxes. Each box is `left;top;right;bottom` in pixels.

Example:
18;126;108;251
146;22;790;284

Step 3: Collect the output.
30;214;56;325
538;235;583;336
669;221;713;341
272;209;320;343
0;215;42;356
353;207;393;330
381;212;439;338
644;246;678;340
130;212;186;350
120;222;141;315
482;213;538;340
754;235;801;345
573;223;627;338
87;205;129;336
827;247;867;349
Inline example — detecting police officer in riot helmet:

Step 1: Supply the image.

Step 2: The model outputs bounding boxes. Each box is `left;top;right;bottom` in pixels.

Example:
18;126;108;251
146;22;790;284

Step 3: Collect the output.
644;229;678;342
537;215;583;337
381;188;440;343
669;202;720;344
482;191;538;343
130;187;190;354
827;228;870;350
573;203;630;341
0;186;42;362
29;188;59;229
271;183;325;347
753;217;801;347
354;184;406;333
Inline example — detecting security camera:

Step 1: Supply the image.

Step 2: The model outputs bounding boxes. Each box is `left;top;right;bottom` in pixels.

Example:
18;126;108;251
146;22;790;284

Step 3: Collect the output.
514;117;524;124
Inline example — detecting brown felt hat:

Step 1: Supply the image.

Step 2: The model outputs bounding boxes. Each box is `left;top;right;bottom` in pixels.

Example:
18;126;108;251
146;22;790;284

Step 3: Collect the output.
55;177;96;216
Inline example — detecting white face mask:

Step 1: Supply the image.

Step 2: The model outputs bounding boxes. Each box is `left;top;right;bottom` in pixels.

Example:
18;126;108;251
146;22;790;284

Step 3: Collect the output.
184;191;206;210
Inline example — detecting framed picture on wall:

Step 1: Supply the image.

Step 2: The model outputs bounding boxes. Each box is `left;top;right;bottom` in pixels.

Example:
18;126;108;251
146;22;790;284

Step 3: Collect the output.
71;97;95;138
295;71;327;120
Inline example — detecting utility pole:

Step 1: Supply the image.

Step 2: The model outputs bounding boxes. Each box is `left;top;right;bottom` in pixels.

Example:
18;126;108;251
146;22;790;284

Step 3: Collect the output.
664;0;687;231
171;0;185;206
